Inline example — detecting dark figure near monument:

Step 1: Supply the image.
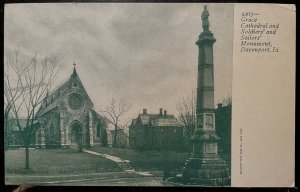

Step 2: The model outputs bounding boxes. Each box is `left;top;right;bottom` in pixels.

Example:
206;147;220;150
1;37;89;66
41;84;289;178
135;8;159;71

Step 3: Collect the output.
167;6;230;186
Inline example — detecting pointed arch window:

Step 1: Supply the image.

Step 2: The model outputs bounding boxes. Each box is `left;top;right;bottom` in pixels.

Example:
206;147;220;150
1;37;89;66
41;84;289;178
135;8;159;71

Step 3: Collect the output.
96;124;101;138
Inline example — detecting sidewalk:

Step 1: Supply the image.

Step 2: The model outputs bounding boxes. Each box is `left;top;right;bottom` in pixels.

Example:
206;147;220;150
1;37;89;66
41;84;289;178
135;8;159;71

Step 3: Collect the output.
5;171;156;185
84;149;155;176
84;149;133;170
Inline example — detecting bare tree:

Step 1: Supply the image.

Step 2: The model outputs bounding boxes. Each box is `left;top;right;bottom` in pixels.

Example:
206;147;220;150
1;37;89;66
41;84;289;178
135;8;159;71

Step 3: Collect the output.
4;51;26;149
221;94;232;106
4;111;16;150
176;90;196;150
4;50;59;169
102;98;129;147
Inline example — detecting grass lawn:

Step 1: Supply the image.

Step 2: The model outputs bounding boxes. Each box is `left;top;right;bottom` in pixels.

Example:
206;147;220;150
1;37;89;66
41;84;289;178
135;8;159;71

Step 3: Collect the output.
91;147;190;171
5;148;121;175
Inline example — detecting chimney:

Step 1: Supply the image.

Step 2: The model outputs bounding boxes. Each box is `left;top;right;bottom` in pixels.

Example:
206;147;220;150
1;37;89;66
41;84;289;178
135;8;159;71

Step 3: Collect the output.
143;108;147;114
159;108;163;115
217;103;222;109
164;110;167;116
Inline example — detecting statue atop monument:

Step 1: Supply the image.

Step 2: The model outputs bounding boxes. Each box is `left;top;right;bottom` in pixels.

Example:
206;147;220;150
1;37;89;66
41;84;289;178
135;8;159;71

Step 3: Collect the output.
201;5;210;32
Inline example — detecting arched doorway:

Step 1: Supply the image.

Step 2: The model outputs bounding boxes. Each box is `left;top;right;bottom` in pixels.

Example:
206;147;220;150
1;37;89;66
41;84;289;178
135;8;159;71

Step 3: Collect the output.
70;121;83;150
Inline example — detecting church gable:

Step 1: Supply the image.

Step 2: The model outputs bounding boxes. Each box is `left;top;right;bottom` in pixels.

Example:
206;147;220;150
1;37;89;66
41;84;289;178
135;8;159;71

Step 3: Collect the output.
66;67;94;109
37;66;93;117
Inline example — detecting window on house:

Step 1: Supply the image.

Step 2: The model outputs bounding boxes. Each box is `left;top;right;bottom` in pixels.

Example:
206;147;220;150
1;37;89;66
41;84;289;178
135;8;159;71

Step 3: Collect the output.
151;120;155;125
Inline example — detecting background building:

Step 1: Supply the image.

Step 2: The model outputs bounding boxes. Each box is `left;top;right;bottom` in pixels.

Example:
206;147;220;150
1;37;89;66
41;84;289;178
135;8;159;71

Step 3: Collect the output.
6;119;37;148
129;108;183;151
215;103;231;171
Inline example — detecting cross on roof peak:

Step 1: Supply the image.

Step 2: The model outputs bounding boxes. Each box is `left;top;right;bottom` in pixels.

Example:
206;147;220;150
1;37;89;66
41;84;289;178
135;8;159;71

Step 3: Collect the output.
72;61;77;76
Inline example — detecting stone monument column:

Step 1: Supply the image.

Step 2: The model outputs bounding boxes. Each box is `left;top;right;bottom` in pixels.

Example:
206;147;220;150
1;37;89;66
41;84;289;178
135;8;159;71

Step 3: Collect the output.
194;4;218;158
181;6;230;186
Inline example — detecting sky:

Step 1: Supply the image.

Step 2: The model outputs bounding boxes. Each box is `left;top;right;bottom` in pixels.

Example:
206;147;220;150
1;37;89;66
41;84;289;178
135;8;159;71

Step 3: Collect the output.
5;3;233;124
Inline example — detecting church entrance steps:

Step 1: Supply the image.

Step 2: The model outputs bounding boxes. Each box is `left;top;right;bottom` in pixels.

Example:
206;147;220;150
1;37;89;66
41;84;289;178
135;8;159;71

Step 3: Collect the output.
83;149;134;171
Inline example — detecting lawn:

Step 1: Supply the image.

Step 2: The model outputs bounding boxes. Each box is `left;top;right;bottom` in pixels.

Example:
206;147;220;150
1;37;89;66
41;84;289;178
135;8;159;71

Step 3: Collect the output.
5;148;121;175
91;147;190;171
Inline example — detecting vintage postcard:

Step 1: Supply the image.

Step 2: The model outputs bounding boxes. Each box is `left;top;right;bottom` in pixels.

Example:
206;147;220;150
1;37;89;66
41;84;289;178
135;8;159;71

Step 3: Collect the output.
4;3;295;187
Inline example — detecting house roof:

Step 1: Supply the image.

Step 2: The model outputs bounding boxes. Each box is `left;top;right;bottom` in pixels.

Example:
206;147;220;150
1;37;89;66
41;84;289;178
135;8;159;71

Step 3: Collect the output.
137;113;181;127
156;118;181;127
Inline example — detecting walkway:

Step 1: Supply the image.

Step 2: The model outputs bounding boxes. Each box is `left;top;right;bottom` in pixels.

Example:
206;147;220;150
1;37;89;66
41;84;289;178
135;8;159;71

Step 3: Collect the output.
83;149;152;176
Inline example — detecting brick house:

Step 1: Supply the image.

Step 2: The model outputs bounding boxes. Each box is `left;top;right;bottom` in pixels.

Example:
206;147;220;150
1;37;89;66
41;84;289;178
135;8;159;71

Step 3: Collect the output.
129;108;183;151
34;65;107;148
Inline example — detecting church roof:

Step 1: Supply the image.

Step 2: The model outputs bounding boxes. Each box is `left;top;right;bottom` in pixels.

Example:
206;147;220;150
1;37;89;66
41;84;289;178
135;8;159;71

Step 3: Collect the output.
91;110;109;125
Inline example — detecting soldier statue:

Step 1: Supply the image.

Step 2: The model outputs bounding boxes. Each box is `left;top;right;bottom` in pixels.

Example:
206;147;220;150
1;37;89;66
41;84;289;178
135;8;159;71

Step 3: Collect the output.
201;5;210;31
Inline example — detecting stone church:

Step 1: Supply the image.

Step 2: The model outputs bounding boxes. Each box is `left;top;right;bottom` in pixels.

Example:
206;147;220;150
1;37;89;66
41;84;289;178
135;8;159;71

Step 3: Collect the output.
35;64;107;148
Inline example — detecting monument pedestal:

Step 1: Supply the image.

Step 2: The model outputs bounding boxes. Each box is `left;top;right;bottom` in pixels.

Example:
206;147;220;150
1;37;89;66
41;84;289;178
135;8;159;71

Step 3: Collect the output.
182;156;230;186
181;129;230;186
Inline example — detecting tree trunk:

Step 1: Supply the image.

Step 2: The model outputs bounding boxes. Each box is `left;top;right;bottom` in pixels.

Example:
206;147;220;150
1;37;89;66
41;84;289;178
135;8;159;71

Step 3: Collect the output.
113;125;117;147
4;112;10;150
25;143;30;169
